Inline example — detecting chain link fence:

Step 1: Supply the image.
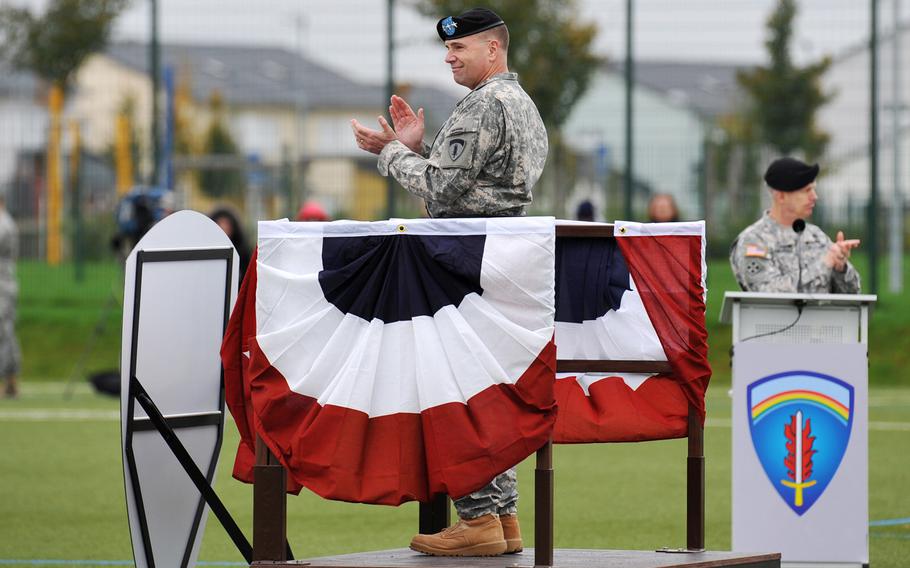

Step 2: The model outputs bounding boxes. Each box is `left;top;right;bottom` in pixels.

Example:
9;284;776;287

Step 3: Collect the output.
1;0;907;268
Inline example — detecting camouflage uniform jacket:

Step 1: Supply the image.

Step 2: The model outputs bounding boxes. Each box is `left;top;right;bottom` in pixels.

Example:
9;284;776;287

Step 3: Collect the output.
378;72;548;218
0;209;17;302
730;211;861;293
0;208;19;377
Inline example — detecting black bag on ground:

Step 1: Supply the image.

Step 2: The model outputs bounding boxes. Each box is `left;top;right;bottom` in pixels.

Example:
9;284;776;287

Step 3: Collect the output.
89;371;120;397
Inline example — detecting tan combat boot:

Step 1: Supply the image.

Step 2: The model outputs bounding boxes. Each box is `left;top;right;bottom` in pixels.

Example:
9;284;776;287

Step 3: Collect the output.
500;514;523;553
409;514;507;556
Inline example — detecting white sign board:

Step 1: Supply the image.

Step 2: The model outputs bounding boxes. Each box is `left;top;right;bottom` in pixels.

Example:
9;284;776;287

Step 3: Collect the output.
732;342;868;567
120;211;239;568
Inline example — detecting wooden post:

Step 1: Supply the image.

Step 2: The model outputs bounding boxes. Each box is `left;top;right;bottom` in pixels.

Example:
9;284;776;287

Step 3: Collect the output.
534;440;554;568
253;436;287;561
418;494;450;534
687;402;705;551
46;84;64;265
115;112;134;195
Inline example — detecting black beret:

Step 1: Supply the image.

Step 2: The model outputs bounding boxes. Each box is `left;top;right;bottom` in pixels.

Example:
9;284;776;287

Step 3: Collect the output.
437;8;505;41
763;157;820;192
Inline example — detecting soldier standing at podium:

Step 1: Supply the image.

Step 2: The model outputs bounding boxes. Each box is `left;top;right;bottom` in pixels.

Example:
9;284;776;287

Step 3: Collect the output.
731;158;861;293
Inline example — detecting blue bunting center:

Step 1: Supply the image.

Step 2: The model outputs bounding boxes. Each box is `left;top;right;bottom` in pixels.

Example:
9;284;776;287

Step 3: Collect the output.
555;237;631;323
319;234;486;323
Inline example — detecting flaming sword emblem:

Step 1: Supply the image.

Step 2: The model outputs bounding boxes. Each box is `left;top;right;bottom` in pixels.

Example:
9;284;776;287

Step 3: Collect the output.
781;410;817;506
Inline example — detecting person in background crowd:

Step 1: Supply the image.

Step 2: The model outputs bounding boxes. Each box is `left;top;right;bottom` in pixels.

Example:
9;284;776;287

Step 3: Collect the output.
0;194;20;399
296;201;330;222
111;187;176;258
210;206;252;278
730;157;860;293
576;200;595;221
647;193;680;223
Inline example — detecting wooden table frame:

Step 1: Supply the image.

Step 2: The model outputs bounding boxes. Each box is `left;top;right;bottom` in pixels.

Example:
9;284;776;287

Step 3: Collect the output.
250;364;704;565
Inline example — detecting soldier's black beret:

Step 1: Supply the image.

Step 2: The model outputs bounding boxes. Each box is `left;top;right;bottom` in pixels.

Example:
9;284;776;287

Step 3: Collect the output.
437;8;505;41
763;157;820;192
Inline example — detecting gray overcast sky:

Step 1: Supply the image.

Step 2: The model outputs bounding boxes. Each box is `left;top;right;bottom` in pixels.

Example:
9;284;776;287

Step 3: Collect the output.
4;0;909;91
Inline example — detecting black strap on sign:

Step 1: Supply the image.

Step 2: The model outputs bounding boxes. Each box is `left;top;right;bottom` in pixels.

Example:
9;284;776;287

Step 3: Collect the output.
131;376;255;564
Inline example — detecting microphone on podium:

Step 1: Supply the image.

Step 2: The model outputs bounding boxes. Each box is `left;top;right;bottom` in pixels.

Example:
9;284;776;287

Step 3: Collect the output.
735;218;810;347
793;219;806;292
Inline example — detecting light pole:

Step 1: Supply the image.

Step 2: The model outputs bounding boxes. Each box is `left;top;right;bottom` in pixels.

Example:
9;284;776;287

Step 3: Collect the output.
386;0;396;219
623;0;634;221
869;0;880;295
292;12;307;216
888;0;903;293
150;0;160;186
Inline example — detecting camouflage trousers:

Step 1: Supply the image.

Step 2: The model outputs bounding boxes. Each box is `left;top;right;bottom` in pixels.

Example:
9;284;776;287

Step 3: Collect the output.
0;296;19;377
453;467;517;519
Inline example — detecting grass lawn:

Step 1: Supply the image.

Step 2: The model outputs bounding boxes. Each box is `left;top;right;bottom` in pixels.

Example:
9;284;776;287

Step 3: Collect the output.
704;252;910;388
17;252;910;387
0;384;907;566
17;261;123;382
5;253;909;566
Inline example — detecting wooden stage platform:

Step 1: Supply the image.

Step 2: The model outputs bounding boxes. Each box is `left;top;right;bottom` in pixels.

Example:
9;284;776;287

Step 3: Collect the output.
252;548;781;568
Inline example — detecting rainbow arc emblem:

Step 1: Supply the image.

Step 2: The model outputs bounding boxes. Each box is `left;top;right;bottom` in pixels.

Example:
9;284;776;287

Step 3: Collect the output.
747;371;854;516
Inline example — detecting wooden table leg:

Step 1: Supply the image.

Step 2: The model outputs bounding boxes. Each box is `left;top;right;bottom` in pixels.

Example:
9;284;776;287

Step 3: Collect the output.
687;403;705;551
419;493;451;534
253;435;287;561
535;440;554;568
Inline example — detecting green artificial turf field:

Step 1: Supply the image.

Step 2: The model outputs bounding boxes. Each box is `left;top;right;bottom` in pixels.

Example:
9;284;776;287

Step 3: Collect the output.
0;383;907;567
4;255;908;566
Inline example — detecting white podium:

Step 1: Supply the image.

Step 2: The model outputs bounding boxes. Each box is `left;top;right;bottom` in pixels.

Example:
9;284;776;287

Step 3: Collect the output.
721;292;876;568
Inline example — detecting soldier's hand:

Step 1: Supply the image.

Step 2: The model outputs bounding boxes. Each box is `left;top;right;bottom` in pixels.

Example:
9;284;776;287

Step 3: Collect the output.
351;116;397;155
389;95;425;154
824;231;861;272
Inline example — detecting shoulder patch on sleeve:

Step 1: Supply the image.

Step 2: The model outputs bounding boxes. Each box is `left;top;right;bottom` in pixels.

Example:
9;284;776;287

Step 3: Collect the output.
745;258;766;276
440;120;478;170
744;243;768;258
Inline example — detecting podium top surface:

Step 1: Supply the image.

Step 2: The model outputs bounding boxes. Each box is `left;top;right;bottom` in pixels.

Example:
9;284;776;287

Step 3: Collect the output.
719;291;877;324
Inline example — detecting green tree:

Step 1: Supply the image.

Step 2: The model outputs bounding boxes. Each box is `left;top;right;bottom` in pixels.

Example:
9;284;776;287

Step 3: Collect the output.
0;0;128;89
105;95;143;168
736;0;832;160
415;0;599;129
199;91;245;198
417;1;599;216
173;66;198;156
1;0;128;264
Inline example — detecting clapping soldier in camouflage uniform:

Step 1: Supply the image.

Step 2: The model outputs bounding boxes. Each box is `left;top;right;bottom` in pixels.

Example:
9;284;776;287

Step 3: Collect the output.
351;7;547;557
730;157;861;293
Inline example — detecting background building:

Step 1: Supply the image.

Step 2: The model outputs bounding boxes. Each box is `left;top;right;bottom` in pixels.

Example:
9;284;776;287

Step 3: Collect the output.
818;22;910;226
563;60;743;221
72;41;459;221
